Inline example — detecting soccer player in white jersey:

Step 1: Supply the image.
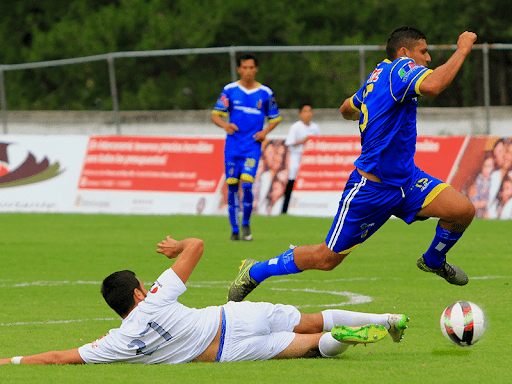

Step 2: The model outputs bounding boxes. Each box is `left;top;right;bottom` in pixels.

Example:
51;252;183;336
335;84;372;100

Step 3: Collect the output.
282;103;320;214
211;53;282;241
1;235;410;365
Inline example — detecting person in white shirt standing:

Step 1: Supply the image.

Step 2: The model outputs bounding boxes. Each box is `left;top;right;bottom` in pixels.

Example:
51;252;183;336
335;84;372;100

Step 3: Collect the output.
282;103;320;214
1;235;409;366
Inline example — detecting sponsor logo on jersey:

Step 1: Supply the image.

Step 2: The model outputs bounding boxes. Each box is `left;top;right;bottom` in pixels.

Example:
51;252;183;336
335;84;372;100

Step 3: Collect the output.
399;62;416;78
369;68;383;83
415;177;433;192
233;106;261;115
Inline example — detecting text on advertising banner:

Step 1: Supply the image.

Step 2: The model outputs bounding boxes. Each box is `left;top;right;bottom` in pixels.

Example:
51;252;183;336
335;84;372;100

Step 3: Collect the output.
78;136;225;193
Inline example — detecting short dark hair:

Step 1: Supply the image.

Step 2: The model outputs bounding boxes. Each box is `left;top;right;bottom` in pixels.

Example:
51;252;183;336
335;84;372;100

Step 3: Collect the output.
299;102;312;112
237;53;258;67
101;270;142;317
386;26;427;60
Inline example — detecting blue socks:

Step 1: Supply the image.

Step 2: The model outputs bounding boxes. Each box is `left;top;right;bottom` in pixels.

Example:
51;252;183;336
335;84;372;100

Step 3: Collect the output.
242;183;253;227
250;249;302;283
228;183;254;232
423;223;464;269
227;184;239;234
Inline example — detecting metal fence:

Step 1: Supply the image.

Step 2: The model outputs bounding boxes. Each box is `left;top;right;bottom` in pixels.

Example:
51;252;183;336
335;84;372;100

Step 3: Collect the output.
1;43;512;135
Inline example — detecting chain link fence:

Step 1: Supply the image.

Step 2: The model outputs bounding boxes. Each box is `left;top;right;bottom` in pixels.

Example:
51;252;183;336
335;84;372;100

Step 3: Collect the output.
1;44;511;134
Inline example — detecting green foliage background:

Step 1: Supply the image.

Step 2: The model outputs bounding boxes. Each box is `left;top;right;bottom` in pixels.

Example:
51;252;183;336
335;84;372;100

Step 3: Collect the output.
1;0;511;110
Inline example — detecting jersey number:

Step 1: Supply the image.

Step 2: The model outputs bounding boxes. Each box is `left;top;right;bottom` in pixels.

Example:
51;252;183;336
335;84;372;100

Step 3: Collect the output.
127;321;172;356
359;83;374;133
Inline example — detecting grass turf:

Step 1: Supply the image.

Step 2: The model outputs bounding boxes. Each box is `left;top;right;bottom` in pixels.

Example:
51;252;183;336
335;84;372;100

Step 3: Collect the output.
1;213;511;383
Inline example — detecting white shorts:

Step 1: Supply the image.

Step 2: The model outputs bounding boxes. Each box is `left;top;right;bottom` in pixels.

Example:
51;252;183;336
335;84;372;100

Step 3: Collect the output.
219;301;301;362
288;152;302;180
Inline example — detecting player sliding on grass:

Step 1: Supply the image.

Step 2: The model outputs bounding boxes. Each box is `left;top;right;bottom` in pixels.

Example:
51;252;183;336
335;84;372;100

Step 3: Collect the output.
228;27;478;303
1;236;409;366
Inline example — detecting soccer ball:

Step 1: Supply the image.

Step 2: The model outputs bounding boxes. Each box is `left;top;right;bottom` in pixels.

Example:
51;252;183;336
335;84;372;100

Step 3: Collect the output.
440;301;486;346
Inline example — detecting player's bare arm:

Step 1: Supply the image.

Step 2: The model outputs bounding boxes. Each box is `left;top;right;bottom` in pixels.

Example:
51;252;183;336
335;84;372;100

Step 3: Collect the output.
211;113;238;135
157;237;204;283
419;31;477;98
340;97;360;121
0;348;84;365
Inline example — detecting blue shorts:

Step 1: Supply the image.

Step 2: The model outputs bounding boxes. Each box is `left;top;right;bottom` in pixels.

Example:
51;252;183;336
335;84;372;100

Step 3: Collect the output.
225;152;260;185
325;167;449;254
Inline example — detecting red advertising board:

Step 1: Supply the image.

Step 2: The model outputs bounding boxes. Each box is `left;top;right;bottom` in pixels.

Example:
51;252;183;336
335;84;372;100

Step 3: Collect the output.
294;136;466;192
78;136;225;193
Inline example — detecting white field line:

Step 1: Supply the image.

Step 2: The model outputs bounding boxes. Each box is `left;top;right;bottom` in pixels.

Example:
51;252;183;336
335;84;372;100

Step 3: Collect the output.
1;276;509;327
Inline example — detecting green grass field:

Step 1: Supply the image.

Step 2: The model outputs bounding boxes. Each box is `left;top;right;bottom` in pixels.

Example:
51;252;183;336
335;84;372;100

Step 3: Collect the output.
1;213;511;383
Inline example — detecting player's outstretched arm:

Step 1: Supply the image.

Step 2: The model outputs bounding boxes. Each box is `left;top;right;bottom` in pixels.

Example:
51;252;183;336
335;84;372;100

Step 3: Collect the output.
157;237;204;284
419;31;477;98
1;348;84;365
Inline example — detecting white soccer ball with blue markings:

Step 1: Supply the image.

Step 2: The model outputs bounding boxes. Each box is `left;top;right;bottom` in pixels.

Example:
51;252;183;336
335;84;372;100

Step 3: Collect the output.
440;301;486;347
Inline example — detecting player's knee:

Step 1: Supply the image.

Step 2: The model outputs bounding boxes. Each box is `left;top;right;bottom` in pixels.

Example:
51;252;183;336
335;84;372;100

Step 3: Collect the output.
456;194;476;222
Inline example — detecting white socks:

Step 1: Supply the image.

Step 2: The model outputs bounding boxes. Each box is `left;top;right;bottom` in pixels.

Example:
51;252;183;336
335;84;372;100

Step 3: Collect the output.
318;333;350;358
321;309;390;332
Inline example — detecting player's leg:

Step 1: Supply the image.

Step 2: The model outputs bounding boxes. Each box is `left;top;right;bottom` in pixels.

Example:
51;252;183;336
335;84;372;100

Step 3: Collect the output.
281;179;295;214
225;155;242;240
240;156;259;241
294;310;409;343
282;152;300;214
227;170;398;302
398;169;475;285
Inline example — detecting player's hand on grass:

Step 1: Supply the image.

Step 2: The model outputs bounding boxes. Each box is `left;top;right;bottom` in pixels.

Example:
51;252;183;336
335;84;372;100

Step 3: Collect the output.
157;236;181;259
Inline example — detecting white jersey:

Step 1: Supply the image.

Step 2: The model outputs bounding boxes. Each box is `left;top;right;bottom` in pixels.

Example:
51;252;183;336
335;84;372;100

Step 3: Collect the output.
285;120;319;180
284;120;320;157
78;268;220;364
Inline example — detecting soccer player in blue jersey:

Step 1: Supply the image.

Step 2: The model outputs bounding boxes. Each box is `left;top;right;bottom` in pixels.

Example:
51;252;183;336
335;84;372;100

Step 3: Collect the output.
211;53;282;241
228;27;478;302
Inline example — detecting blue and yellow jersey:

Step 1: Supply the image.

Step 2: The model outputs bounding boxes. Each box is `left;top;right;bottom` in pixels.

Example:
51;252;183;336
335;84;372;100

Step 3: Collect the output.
212;81;282;156
350;57;433;187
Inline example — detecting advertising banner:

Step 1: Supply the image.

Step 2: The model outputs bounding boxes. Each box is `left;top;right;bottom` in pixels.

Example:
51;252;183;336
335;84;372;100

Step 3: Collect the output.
0;135;88;213
451;136;512;220
2;134;510;220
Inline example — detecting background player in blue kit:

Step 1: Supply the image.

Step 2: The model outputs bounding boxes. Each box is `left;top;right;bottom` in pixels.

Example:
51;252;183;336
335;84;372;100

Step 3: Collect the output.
228;27;478;302
211;53;282;241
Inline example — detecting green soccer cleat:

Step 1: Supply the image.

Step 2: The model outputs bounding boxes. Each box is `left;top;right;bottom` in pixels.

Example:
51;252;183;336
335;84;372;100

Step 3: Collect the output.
227;259;259;302
331;324;388;345
241;225;253;241
417;256;468;286
387;314;410;343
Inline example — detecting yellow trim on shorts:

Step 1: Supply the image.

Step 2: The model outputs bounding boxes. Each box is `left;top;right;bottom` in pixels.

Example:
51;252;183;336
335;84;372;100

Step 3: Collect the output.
240;174;254;183
226;177;239;185
422;183;450;209
339;243;360;255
